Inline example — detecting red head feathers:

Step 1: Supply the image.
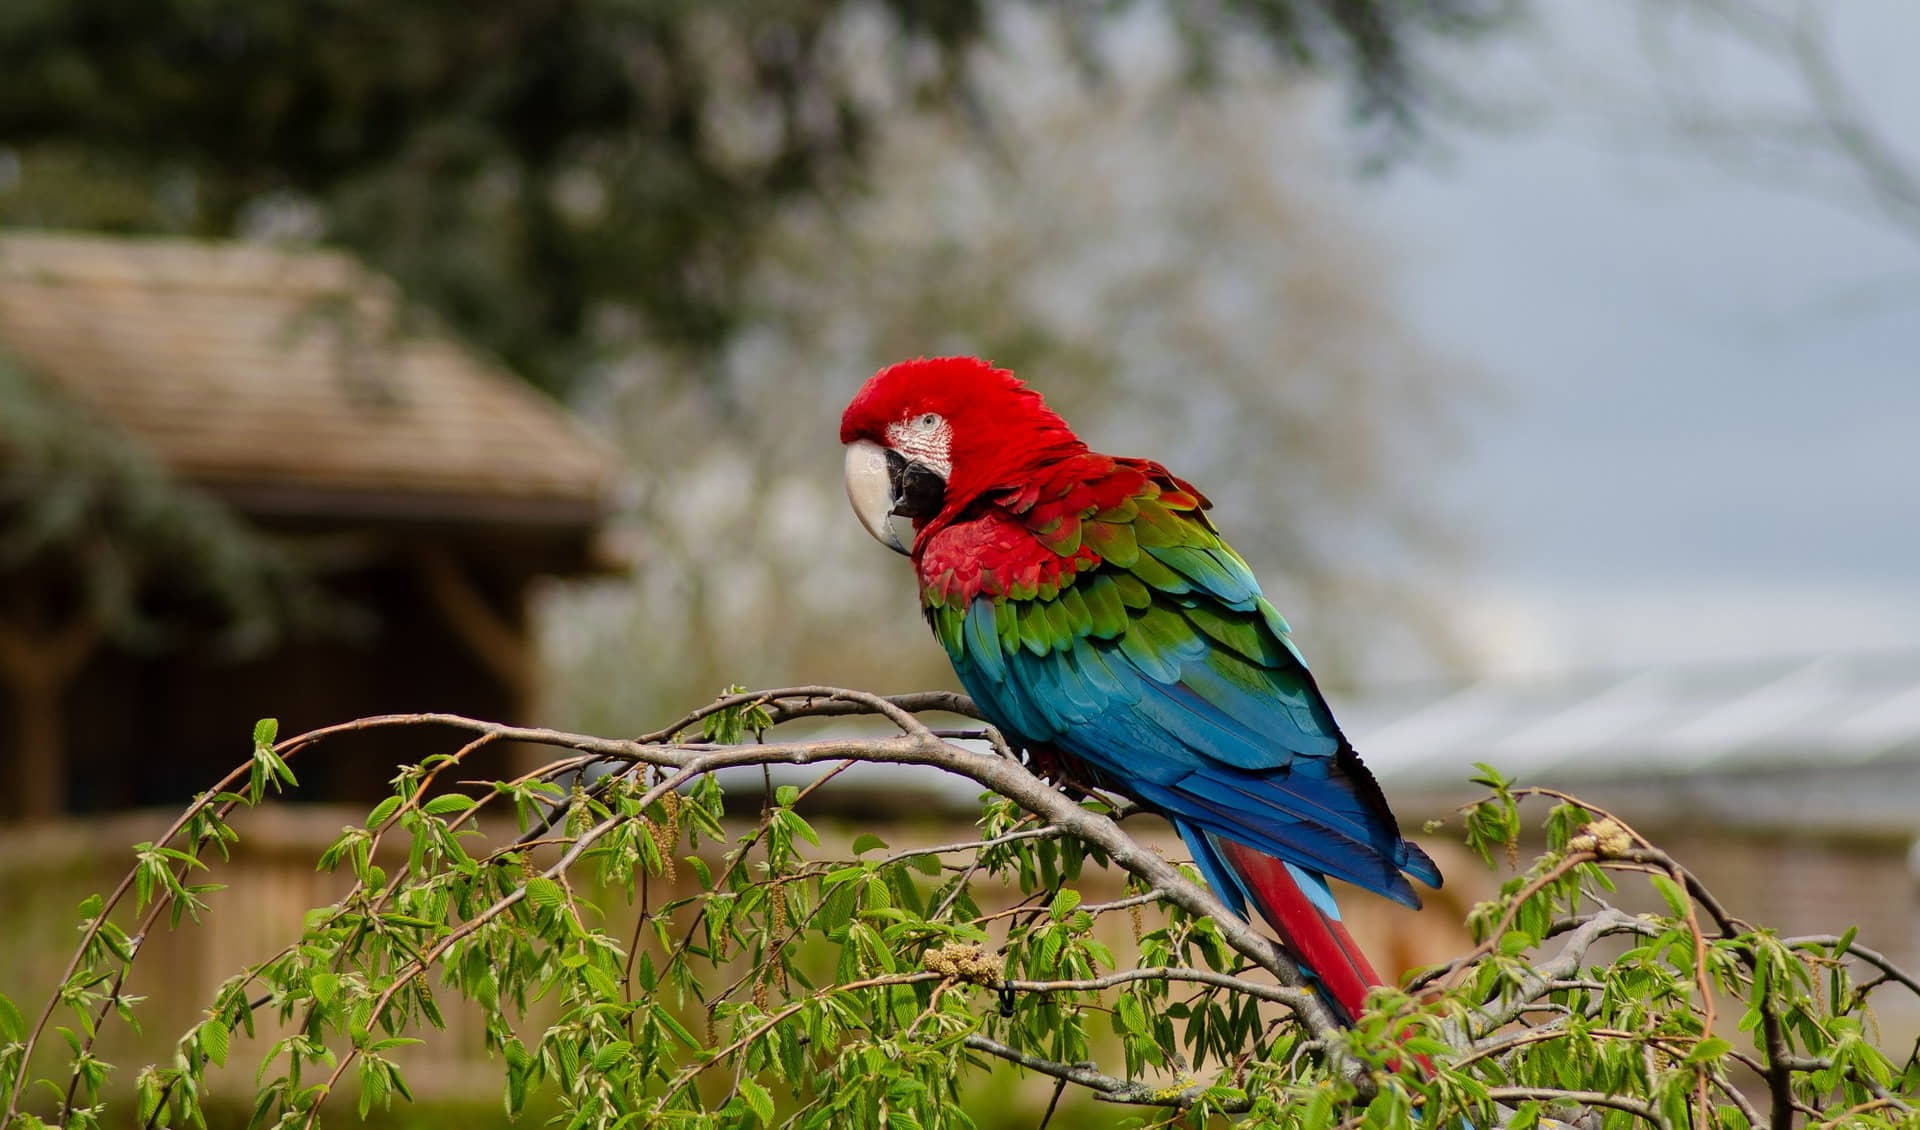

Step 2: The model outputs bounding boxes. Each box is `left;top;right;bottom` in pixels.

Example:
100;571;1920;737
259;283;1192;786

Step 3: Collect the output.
839;357;1087;507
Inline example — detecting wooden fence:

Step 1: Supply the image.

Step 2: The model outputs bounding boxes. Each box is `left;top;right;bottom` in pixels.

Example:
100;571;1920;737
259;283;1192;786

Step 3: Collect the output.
0;802;1483;1113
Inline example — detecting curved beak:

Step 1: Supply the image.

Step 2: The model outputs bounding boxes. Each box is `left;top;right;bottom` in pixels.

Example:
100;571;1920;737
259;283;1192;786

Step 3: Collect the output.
844;440;910;555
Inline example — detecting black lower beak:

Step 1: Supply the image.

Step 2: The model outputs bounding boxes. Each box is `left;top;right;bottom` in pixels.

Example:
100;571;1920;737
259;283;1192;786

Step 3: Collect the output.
886;449;947;520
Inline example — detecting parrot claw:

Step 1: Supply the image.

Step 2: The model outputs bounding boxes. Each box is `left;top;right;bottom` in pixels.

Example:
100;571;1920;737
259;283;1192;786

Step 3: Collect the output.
1021;744;1106;801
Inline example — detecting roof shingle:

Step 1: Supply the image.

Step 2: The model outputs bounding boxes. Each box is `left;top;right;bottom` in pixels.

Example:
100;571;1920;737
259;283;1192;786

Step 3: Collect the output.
0;231;618;525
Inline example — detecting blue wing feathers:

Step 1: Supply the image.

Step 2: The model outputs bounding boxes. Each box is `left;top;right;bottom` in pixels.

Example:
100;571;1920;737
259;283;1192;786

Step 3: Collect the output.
950;519;1439;912
1127;684;1276;771
1175;655;1337;760
1050;648;1105;719
1177;822;1251;917
922;465;1440;1029
1152;783;1419;907
962;601;1007;684
1178;768;1375;852
1068;636;1136;705
1396;840;1443;888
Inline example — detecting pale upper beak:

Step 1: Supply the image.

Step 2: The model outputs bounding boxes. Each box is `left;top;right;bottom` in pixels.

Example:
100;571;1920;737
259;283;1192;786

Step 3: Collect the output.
844;438;951;555
844;439;910;555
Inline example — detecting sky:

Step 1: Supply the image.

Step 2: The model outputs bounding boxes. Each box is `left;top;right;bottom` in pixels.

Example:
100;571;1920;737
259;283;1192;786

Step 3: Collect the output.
1349;0;1920;679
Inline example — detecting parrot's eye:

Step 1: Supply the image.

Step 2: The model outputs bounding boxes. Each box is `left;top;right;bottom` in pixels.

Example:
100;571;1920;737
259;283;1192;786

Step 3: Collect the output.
881;411;953;481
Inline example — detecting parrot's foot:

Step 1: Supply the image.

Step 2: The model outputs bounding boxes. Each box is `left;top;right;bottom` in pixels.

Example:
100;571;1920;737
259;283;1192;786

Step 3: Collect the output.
1020;745;1106;802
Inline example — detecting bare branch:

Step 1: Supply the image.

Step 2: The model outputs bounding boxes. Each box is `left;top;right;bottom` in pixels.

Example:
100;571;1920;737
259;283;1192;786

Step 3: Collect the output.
1483;1087;1663;1125
961;1034;1249;1112
1006;966;1308;1009
256;707;1347;1039
1783;934;1920;998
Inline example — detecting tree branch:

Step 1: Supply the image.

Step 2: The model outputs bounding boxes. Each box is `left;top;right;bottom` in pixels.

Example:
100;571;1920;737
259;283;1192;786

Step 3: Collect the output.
28;686;1919;1130
961;1034;1249;1112
262;703;1345;1038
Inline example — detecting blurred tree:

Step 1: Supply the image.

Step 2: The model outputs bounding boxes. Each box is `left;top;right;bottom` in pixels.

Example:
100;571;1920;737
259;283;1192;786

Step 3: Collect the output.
0;355;325;813
544;12;1474;734
1634;0;1920;249
1628;0;1920;253
0;0;1515;395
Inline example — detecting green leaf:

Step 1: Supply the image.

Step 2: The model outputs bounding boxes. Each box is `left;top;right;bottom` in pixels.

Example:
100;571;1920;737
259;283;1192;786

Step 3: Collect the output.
1497;930;1533;956
1687;1036;1733;1063
365;795;402;829
1302;1085;1334;1126
524;877;565;911
309;972;339;1007
135;1069;163;1124
850;833;889;855
359;1057;391;1117
589;1041;635;1072
505;1063;528;1117
200;1018;231;1067
422;793;475;816
1658;1078;1691;1129
1650;873;1690;919
738;1076;775;1125
652;1008;700;1050
1049;888;1082;922
253;718;279;747
1468;762;1510;789
777;808;820;847
0;992;24;1043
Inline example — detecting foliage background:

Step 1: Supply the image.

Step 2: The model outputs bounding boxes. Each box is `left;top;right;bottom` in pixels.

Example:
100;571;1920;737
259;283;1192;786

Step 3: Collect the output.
0;0;1515;722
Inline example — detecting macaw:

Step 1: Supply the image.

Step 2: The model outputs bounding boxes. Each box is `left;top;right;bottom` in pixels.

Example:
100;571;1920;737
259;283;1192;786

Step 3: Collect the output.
839;355;1440;1025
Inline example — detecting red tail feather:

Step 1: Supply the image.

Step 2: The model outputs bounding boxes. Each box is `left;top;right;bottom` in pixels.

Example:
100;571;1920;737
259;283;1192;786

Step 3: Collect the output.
1215;839;1380;1024
1217;840;1435;1074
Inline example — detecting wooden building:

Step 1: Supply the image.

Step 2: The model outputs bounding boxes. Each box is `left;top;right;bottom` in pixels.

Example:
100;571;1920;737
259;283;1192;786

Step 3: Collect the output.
0;231;620;820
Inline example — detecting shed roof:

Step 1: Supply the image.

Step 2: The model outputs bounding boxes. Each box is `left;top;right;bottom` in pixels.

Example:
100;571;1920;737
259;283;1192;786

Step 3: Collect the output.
0;231;618;527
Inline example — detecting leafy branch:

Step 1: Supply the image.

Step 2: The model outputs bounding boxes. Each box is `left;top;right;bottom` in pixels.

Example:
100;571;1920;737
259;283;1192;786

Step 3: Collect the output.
2;690;1916;1129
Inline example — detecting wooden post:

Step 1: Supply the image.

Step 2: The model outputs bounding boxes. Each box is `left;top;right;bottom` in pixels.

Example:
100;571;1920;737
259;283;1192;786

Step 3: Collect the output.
412;545;536;719
0;612;99;820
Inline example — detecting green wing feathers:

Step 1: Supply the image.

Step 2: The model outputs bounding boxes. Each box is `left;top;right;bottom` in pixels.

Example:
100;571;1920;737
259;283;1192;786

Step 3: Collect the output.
925;470;1312;691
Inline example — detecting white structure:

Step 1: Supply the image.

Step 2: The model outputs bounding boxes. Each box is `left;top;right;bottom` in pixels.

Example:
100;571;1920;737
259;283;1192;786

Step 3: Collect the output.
1348;651;1920;838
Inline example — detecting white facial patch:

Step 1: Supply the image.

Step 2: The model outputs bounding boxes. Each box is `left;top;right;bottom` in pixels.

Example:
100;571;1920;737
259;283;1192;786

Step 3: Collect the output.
885;412;953;478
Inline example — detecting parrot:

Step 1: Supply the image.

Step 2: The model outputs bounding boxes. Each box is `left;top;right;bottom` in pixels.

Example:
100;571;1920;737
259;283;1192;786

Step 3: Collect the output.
839;355;1440;1026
